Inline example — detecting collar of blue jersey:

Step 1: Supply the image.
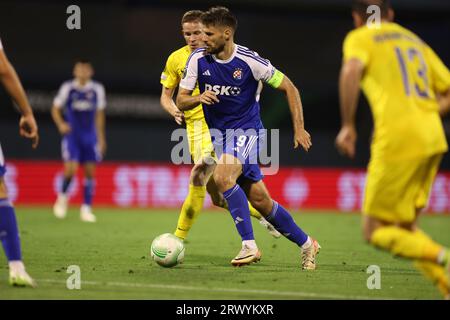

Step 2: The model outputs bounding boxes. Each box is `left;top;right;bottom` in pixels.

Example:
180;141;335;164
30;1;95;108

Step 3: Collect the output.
72;79;94;90
211;43;238;64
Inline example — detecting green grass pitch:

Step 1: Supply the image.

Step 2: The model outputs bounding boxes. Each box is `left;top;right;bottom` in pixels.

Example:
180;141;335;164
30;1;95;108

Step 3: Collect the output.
1;206;449;300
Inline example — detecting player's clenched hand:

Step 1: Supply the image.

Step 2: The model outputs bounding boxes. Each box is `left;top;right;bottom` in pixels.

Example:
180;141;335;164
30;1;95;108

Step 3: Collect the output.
294;128;312;151
199;90;219;105
336;125;357;158
172;109;184;125
57;122;71;135
19;114;39;149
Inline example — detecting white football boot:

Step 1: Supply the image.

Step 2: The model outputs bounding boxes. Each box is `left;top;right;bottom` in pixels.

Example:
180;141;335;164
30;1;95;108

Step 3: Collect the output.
301;238;321;270
9;261;37;288
231;244;262;266
80;204;97;223
53;193;68;219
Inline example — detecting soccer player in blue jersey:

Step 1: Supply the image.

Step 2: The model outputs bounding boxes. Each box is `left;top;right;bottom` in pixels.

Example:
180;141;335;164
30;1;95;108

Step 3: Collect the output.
160;10;280;241
0;37;38;287
51;60;106;223
177;7;320;268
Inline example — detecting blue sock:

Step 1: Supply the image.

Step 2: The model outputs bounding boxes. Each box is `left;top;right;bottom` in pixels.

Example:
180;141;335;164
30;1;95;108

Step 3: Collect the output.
223;185;254;241
61;176;72;194
0;199;22;261
266;201;308;247
83;178;95;206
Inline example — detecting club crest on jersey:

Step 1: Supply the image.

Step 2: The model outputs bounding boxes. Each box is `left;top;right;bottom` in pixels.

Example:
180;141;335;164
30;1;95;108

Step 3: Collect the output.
233;68;243;80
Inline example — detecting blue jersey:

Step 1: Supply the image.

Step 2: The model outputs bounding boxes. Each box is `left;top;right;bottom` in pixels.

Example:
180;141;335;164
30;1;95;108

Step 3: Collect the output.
0;142;5;177
180;44;283;182
0;38;5;176
54;80;106;163
53;79;106;141
180;44;279;132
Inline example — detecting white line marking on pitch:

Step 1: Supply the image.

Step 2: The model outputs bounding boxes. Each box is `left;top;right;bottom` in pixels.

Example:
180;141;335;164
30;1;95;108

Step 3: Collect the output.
37;278;398;300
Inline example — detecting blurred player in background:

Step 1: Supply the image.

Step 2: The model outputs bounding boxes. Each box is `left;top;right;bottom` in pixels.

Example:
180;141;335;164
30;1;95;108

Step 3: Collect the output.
52;60;106;223
336;0;450;298
160;10;280;241
0;37;38;287
177;7;320;268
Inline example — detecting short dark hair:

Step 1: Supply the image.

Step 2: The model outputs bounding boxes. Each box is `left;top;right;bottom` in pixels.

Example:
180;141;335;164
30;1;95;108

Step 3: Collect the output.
352;0;391;21
74;58;92;65
181;10;203;25
201;6;238;31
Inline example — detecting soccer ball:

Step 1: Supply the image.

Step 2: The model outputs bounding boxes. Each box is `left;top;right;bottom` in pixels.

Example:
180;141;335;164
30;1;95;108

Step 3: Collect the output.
150;233;185;268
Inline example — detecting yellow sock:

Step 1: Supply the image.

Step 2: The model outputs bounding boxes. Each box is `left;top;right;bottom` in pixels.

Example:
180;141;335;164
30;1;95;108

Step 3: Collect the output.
220;200;263;220
370;225;443;262
174;184;206;240
412;230;449;297
248;203;263;219
414;260;449;297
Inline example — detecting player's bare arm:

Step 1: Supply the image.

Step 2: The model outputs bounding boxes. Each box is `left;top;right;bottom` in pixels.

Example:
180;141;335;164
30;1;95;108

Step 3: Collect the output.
0;48;39;148
176;88;219;111
276;75;311;151
336;57;364;159
96;109;107;156
160;86;184;125
438;89;450;116
51;105;71;135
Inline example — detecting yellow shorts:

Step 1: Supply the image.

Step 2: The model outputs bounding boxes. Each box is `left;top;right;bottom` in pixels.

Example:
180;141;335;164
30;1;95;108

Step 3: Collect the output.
363;153;443;224
186;117;216;164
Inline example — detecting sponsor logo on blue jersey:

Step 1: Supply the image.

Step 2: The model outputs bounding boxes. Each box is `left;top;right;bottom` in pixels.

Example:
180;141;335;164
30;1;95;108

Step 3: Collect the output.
205;84;241;96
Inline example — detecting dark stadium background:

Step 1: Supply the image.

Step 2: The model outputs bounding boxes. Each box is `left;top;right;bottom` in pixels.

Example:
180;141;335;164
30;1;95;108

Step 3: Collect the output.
0;1;449;212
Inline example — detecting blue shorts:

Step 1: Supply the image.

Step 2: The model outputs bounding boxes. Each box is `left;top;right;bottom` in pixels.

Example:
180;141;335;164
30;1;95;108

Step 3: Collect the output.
0;143;5;177
213;129;265;183
62;135;101;164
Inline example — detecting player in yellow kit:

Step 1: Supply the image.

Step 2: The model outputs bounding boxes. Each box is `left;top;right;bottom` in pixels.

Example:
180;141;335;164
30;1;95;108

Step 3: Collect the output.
336;0;450;298
160;10;280;240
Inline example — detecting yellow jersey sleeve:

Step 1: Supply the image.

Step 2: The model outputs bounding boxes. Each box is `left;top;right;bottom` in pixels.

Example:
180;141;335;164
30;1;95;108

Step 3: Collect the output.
160;52;180;89
425;45;450;93
343;29;372;66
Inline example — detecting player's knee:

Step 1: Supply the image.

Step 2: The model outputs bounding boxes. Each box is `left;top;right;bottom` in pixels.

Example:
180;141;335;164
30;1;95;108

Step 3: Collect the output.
64;172;75;180
64;167;77;177
191;174;206;186
213;178;228;193
212;172;233;193
84;172;94;180
190;164;208;186
83;164;96;178
250;199;264;213
250;194;271;214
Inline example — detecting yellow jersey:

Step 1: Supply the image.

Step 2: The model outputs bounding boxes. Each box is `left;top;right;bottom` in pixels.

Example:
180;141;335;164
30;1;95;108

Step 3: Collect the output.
160;45;204;121
343;22;449;161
